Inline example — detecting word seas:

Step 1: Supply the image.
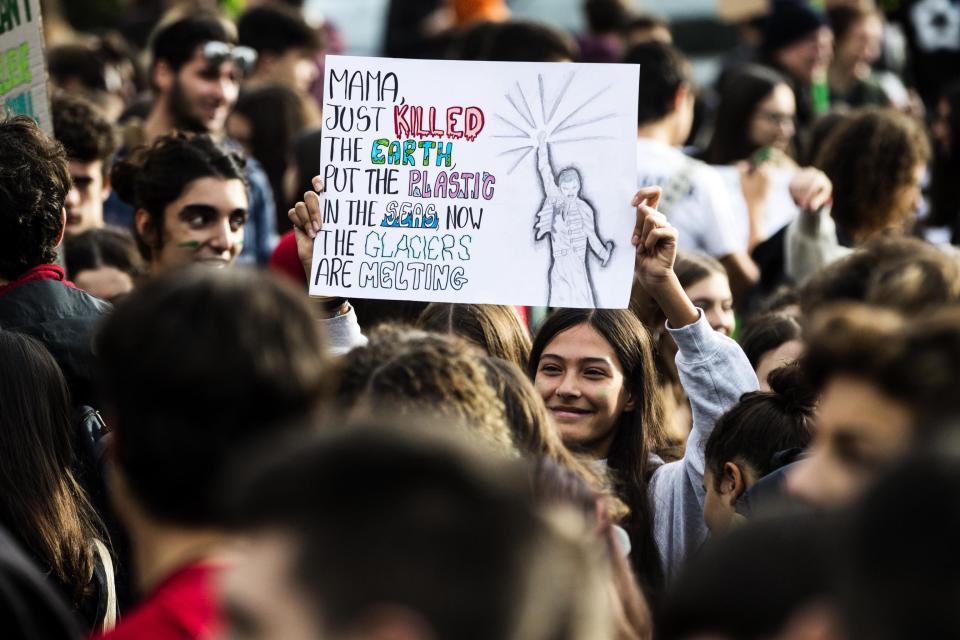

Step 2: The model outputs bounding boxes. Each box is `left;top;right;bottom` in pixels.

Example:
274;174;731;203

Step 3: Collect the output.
381;201;439;229
394;105;485;141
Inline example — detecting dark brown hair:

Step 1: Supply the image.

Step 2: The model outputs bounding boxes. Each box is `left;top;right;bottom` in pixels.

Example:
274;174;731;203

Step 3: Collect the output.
800;303;905;395
418;304;532;369
0;116;71;280
828;4;881;45
705;364;815;486
0;331;104;604
111;131;247;260
64;226;146;286
800;236;960;317
816;108;930;240
738;313;803;370
51;93;117;166
226;420;612;640
483;357;628;522
529;309;668;595
337;327;516;457
703;64;793;165
531;457;652;640
96;267;330;525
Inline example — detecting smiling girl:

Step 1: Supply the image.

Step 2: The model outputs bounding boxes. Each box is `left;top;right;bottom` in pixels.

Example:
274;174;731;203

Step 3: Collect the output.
529;187;758;596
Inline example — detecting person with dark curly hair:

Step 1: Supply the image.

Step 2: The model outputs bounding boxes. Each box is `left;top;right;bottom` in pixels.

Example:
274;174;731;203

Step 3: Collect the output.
52;94;118;238
0;115;110;407
110;132;249;272
786;108;930;283
103;12;279;266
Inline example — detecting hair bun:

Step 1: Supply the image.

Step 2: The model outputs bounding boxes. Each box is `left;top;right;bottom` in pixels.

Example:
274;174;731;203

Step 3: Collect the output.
109;151;145;207
766;363;816;415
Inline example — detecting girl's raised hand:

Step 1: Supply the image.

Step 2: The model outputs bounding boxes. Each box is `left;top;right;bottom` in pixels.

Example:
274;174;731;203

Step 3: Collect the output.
630;186;699;328
631;186;678;291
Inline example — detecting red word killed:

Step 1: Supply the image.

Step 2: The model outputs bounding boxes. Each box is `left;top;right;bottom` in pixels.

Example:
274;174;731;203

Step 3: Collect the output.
394;105;485;141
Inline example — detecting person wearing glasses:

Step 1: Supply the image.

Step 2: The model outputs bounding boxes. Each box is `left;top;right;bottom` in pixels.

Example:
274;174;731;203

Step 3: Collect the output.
104;12;278;266
627;42;760;307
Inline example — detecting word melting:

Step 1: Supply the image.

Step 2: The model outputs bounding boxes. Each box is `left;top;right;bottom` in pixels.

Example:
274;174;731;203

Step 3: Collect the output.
358;261;468;291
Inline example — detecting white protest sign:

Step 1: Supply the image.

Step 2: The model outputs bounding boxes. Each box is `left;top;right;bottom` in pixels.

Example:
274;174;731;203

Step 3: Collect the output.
0;0;51;133
309;55;640;308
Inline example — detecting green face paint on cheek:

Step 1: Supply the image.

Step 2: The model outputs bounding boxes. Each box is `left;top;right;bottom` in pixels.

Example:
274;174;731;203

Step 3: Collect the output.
177;240;201;249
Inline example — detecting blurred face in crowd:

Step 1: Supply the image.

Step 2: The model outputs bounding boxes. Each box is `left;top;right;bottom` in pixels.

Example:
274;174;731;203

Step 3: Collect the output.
787;375;913;507
890;163;926;228
226;113;254;157
775;26;833;84
221;531;322;640
835;14;883;72
684;273;735;337
161;45;241;134
755;339;804;392
64;159;110;237
271;48;319;94
749;83;796;151
674;84;697;147
534;323;634;458
74;266;134;303
931;98;952;157
702;463;753;535
138;176;248;272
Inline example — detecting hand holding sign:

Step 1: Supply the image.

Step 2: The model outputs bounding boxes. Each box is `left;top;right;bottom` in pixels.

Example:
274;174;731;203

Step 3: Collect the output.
288;176;325;278
311;55;640;308
631;186;699;329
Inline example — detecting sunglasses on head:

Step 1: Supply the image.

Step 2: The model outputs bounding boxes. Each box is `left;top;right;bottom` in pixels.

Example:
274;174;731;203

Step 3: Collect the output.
202;41;257;75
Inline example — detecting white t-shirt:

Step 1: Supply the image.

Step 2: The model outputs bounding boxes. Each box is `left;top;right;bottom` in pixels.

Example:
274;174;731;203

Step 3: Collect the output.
636;138;741;258
712;165;801;251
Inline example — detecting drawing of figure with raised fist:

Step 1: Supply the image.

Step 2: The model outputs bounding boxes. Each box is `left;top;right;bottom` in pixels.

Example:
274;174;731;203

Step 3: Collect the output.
534;132;614;307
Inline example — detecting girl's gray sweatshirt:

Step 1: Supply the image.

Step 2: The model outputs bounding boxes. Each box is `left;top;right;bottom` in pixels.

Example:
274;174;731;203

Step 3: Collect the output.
650;310;759;583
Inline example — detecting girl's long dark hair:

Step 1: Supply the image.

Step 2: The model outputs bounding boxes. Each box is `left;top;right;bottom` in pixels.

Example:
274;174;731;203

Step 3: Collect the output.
703;64;791;165
529;309;668;597
0;331;104;604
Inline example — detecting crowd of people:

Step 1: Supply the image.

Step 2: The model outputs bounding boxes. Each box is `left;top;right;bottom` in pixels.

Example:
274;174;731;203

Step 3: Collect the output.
2;0;960;637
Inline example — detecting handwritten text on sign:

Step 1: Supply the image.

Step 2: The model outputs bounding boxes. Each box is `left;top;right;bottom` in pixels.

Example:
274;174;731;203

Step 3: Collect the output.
0;0;51;133
310;56;640;308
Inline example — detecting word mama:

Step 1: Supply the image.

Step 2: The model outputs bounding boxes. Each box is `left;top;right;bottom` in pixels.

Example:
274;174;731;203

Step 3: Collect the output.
327;67;399;102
